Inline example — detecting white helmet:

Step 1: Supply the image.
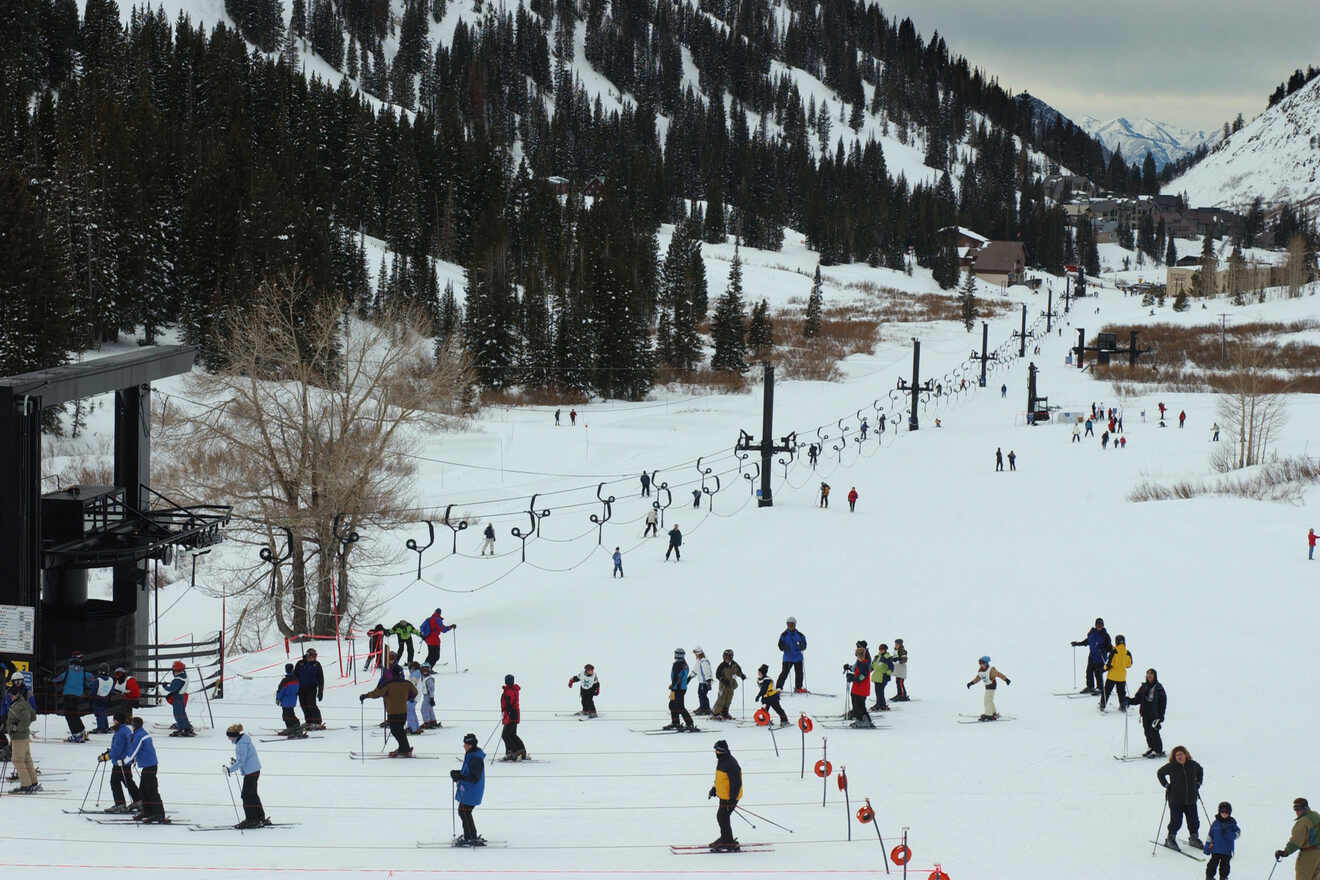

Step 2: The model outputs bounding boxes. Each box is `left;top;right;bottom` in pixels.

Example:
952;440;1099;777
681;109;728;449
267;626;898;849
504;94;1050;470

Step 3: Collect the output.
786;616;797;625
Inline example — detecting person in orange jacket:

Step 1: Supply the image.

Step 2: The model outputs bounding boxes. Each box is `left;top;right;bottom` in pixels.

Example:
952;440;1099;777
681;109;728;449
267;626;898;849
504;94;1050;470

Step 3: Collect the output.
847;487;858;512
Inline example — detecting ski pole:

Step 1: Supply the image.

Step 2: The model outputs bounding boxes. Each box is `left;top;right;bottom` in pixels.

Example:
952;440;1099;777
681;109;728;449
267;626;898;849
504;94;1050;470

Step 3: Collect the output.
1072;645;1078;690
1151;798;1168;856
359;699;365;765
483;720;501;754
0;759;7;798
451;780;457;839
453;630;459;673
1267;855;1281;880
79;759;103;812
767;721;778;757
735;806;793;833
96;755;107;807
1122;710;1130;758
224;769;243;829
1198;794;1215;828
733;807;755;829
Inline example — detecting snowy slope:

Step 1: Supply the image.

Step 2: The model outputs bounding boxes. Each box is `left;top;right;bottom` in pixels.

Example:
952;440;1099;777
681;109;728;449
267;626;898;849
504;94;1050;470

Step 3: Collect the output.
1166;76;1320;209
1079;115;1218;171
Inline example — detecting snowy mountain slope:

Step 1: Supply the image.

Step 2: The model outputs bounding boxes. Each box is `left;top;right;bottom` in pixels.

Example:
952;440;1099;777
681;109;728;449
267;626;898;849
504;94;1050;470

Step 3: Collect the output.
1079;115;1218;170
1167;75;1320;210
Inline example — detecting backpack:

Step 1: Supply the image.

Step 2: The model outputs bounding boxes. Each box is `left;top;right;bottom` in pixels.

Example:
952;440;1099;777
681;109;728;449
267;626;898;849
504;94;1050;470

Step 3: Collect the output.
419;617;432;638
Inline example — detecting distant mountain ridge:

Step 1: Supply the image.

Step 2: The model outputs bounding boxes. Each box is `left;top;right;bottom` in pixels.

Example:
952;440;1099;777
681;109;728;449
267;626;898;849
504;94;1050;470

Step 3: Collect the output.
1078;116;1219;171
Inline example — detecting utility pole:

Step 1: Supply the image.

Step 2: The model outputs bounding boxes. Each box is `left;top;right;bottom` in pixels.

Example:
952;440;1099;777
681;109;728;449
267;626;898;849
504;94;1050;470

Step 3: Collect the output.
971;322;998;387
896;339;935;431
1012;303;1028;357
1045;286;1054;334
735;363;797;507
1063;273;1071;314
1217;313;1229;362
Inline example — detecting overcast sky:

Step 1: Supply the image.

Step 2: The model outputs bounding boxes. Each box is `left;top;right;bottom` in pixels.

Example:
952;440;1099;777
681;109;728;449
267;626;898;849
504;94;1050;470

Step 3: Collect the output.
900;0;1319;132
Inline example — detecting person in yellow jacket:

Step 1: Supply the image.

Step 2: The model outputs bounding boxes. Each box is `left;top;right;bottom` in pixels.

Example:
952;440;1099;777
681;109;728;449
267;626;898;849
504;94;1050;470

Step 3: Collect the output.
1100;634;1134;712
1275;797;1320;880
707;740;743;851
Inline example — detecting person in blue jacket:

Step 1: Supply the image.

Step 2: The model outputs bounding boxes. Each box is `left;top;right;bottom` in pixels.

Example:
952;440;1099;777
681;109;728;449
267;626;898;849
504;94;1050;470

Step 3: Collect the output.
276;664;302;736
163;661;194;736
127;717;166;823
98;710;140;812
775;617;807;693
1070;617;1112;695
50;650;96;742
1203;801;1239;879
663;649;695;731
226;723;270;829
450;732;487;846
293;649;325;729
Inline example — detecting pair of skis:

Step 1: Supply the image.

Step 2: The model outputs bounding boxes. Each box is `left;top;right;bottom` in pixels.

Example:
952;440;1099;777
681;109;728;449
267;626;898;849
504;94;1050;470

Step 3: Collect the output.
670;842;774;855
348;751;443;760
956;713;1015;723
629;727;706;735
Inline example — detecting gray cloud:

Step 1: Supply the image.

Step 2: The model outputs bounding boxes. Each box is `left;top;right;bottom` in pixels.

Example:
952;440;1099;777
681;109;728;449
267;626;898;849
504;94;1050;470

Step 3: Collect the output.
899;0;1320;131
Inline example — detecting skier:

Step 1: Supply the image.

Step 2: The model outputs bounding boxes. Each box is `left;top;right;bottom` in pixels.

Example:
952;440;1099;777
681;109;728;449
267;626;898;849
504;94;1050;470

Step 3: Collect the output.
364;623;387;672
163;660;195;736
1085;418;1094;437
755;664;789;726
1120;436;1127;449
293;648;325;730
225;724;269;829
1101;431;1110;449
966;656;1011;721
450;732;487;846
480;523;496;556
1072;423;1081;443
870;643;894;711
711;650;745;720
1070;617;1111;694
1001;384;1007;398
995;448;1004;472
1309;528;1316;561
859;418;868;441
276;664;302;736
775;617;807;693
1273;797;1320;878
892;639;910;701
500;674;529;760
664;649;696;731
819;482;830;508
100;709;139;812
568;664;599;717
692;647;714;716
691;488;701;508
1212;422;1220;442
419;607;455;668
847;487;858;512
360;665;418;757
808;444;819;468
612;546;624;578
844;648;873;728
4;672;37;793
50;650;94;742
554;408;560;426
644;507;659;537
569;408;577;425
1131;668;1167;758
110;666;140;712
666;524;682;561
406;661;423;734
708;740;742;851
879;414;886;434
1099;634;1133;712
1008;450;1016;471
419;663;439;729
640;471;651;497
1158;746;1205;850
390;619;419;665
1179;410;1186;428
128;717;166;822
1203;801;1239;880
91;664;114;733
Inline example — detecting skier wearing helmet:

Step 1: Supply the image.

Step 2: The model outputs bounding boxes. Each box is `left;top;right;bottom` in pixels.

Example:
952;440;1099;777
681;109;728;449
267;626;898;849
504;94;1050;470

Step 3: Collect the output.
450;732;487;845
775;617;808;693
966;656;1011;721
163;660;195;736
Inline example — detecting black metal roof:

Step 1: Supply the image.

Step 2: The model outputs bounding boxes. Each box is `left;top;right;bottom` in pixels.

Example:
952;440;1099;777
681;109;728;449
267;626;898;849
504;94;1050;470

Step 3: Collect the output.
0;345;196;408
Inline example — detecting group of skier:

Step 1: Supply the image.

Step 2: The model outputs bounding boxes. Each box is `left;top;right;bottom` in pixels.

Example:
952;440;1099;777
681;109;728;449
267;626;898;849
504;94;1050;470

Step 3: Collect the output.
844;638;911;728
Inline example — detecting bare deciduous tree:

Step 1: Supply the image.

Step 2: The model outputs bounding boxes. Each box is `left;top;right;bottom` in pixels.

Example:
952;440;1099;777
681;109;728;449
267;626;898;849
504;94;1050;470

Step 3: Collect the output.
1215;345;1288;471
160;272;472;641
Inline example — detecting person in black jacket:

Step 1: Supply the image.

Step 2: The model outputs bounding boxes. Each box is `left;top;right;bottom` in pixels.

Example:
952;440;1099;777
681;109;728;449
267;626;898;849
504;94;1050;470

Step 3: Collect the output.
665;525;682;561
707;740;742;851
1157;745;1205;851
1132;668;1167;758
293;649;325;729
1070;618;1112;695
664;649;695;731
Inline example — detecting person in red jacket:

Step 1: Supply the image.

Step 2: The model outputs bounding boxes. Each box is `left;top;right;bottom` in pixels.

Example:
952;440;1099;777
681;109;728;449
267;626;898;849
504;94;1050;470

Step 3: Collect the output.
843;647;873;728
847;487;858;512
110;667;140;712
1309;527;1316;560
499;675;528;761
419;608;456;668
1178;410;1186;428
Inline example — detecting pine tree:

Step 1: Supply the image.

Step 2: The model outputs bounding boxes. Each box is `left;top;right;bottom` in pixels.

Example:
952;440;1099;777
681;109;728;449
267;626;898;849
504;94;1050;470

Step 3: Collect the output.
1165;236;1178;268
1172;289;1189;311
747;298;773;357
1198;231;1218;297
803;264;823;338
687;235;708;323
958;266;978;331
709;243;747;373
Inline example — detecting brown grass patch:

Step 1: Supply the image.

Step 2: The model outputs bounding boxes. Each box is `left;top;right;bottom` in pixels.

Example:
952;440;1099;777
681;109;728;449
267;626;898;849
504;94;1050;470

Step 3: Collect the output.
481;387;591;407
1129;456;1320;503
653;367;751;393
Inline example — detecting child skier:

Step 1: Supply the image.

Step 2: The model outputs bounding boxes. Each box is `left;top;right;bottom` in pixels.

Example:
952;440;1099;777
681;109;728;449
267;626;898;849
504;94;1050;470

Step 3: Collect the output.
892;639;910;701
164;661;195;736
612;547;623;577
276;664;302;736
755;664;789;727
664;650;695;731
91;664;114;733
406;662;423;734
692;647;713;716
870;644;894;711
568;664;599;717
419;663;439;729
1203;801;1239;879
844;648;873;728
966;656;1011;721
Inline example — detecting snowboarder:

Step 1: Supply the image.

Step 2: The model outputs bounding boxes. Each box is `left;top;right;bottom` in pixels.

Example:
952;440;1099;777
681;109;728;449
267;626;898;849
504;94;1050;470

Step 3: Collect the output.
1008;450;1016;471
91;664;114;733
1100;634;1133;712
1309;528;1316;560
755;664;789;726
163;661;194;736
500;674;528;760
225;724;269;829
128;717;166;822
568;664;599;717
360;665;418;757
1070;617;1112;694
819;482;830;508
691;488;701;508
966;656;1010;721
995;448;1003;472
643;507;659;537
480;523;496;556
419;663;439;729
110;666;140;712
391;619;419;664
847;487;858;512
892;639;910;701
293;648;325;729
640;471;651;496
450;732;487;846
666;524;683;561
844;648;873;728
1158;746;1205;850
711;650;745;720
1273;797;1320;878
1132;668;1167;758
612;546;624;577
100;709;139;811
871;644;894;711
50;650;94;742
664;649;696;731
4;673;37;793
419;608;455;669
776;617;807;693
1204;801;1239;880
692;647;713;716
708;740;742;851
276;664;302;735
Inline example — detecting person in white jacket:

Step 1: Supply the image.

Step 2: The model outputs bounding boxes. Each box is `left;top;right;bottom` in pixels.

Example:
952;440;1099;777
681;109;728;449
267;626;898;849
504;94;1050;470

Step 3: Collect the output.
692;647;714;716
644;507;659;537
419;664;439;729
